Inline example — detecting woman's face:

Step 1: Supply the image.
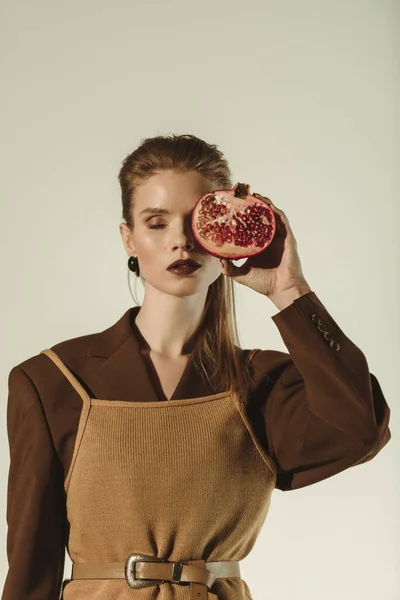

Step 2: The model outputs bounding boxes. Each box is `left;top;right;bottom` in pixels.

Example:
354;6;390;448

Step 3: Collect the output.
120;169;223;296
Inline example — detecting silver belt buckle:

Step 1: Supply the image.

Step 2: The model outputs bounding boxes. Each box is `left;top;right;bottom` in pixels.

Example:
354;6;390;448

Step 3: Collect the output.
125;553;188;589
125;553;167;589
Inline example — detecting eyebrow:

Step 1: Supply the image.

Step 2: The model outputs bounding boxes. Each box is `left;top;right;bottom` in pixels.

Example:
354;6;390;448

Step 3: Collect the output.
139;206;194;218
139;206;172;217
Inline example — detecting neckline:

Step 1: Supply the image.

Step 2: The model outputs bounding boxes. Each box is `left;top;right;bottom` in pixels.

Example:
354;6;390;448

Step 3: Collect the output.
130;308;198;402
89;391;231;408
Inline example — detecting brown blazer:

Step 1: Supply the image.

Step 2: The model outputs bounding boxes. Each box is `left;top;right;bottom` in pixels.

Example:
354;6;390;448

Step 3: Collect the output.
2;291;391;600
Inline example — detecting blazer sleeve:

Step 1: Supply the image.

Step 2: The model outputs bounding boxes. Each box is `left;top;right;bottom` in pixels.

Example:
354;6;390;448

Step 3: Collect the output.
2;366;66;600
259;291;391;492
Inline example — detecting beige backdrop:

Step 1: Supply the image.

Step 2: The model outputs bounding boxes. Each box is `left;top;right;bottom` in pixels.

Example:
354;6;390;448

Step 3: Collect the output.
0;0;398;598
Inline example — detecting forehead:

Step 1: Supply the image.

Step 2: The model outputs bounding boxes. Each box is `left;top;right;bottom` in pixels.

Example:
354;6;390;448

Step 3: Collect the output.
134;170;218;212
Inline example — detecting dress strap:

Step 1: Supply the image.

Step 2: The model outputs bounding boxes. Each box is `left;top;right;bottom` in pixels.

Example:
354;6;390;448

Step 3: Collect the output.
40;348;91;405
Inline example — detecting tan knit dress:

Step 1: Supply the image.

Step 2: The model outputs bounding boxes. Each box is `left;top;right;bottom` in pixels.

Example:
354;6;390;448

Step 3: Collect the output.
40;348;277;600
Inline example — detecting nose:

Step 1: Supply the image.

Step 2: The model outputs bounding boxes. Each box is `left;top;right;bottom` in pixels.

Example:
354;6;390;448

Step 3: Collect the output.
174;238;195;251
171;220;197;251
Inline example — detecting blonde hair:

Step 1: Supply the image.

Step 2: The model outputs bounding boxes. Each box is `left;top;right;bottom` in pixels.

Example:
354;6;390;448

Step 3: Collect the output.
118;133;256;404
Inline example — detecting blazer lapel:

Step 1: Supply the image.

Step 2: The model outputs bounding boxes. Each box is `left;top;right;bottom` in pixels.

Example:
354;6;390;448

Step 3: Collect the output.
83;306;217;402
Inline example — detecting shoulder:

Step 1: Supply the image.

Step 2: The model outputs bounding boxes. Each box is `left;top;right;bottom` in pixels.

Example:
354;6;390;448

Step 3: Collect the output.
10;330;98;380
8;306;134;394
6;331;97;416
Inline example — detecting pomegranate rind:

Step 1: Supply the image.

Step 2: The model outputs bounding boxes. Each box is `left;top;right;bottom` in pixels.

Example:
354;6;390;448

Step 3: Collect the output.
191;183;276;260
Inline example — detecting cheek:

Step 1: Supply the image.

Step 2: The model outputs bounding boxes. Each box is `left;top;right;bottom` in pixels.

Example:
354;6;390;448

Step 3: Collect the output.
135;236;170;273
137;232;162;253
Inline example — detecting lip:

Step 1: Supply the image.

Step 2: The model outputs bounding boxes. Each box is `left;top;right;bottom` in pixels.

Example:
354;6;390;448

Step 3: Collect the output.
167;264;201;275
167;260;201;269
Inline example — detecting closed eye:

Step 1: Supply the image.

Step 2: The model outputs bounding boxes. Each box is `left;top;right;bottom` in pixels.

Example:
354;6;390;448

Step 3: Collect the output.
148;224;166;229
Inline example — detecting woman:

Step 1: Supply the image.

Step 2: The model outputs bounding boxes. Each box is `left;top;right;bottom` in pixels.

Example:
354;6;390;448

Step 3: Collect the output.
2;134;391;600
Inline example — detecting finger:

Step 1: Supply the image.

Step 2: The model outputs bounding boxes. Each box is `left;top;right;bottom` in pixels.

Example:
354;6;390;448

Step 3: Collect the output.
246;193;297;247
254;193;285;218
253;193;289;229
262;197;283;215
276;210;297;245
257;198;296;245
219;257;251;277
253;192;272;206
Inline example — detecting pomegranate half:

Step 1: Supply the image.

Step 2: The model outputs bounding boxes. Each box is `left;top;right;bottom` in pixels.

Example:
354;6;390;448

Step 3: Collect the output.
191;182;276;259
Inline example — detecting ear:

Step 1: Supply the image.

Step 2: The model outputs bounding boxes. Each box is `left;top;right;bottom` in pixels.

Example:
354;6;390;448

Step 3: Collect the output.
119;222;136;255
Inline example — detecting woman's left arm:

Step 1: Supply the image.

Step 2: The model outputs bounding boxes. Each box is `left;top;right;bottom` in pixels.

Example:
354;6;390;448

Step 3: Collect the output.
223;196;391;490
258;290;391;491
